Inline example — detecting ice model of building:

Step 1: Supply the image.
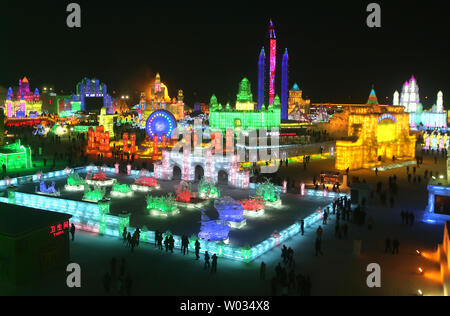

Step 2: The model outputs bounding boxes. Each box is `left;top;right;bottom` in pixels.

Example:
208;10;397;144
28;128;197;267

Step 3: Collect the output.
198;210;231;242
36;181;59;195
397;76;446;129
73;78;114;113
214;196;246;224
209;78;281;132
288;83;311;121
4;77;42;117
400;76;419;113
335;88;416;170
140;73;185;122
0;139;32;170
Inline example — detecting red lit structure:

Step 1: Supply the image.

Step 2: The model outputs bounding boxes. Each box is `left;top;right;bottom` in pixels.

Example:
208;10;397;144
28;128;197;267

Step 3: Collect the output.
86;126;112;158
240;196;265;211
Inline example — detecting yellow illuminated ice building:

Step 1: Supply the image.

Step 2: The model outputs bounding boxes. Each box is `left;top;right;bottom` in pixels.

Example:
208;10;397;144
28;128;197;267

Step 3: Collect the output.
335;89;416;171
140;73;185;122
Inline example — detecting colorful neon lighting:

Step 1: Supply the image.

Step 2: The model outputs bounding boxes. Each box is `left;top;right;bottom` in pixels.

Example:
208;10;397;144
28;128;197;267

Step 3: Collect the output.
281;48;288;120
198;210;231;242
175;181;192;203
256;180;280;203
378;113;397;123
0;139;32;170
3;168;348;263
198;178;220;199
235;78;254;111
269;19;276;106
258;48;265;110
215;196;246;228
146;194;179;215
83;186;106;203
50;221;69;237
111;183;133;197
145;110;177;141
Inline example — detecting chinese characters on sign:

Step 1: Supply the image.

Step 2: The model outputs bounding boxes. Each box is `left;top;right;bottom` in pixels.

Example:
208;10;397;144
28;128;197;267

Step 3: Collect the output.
50;221;69;237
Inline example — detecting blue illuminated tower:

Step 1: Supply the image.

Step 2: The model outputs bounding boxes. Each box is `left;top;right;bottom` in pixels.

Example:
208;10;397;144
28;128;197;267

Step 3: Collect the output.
258;47;265;110
281;48;288;120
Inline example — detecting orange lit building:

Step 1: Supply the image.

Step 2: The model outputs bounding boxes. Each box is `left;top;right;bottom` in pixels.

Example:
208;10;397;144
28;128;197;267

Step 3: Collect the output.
86;126;112;158
140;73;185;122
288;83;311;119
335;89;416;170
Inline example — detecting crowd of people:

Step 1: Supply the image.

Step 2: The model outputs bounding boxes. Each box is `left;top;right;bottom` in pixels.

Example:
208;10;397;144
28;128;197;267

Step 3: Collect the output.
268;248;311;296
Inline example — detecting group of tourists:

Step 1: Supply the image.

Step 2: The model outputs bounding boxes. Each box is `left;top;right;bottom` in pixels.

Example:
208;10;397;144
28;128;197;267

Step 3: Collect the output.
269;249;311;296
122;227;141;252
400;210;415;225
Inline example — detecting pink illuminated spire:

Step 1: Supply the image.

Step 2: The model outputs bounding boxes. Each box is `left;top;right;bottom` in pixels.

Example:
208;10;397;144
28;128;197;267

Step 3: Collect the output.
269;19;277;105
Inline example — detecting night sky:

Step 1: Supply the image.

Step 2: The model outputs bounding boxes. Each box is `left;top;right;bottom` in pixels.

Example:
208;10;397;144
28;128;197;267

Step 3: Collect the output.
1;0;449;108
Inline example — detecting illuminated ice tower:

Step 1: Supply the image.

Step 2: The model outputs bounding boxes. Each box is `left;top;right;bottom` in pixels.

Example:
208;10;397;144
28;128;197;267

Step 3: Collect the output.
281;49;289;120
437;91;444;113
397;76;446;129
155;73;161;93
401;75;420;113
235;78;254;111
268;19;277;106
258;48;265;110
393;91;400;106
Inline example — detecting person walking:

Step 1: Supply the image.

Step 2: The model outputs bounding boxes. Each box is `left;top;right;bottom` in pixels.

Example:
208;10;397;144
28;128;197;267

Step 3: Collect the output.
157;233;163;250
211;253;218;273
181;235;188;255
126;232;132;247
323;211;328;225
168;235;174;253
385;237;391;253
409;212;415;226
392;238;400;254
122;227;128;244
316;226;323;240
70;223;76;241
300;220;305;236
164;236;169;252
204;251;210;270
195;239;201;260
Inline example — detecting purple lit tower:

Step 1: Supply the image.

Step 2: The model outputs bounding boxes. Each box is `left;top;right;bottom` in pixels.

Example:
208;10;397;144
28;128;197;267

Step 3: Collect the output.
281;48;288;120
258;48;265;110
268;19;277;106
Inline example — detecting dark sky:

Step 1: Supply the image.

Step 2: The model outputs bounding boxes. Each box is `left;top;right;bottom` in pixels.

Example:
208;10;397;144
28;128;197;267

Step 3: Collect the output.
1;0;449;108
